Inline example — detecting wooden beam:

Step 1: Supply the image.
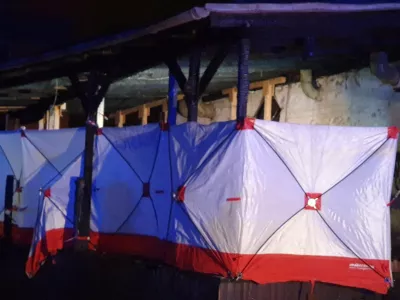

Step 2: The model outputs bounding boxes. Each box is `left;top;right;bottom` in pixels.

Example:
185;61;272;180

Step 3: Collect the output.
109;94;184;119
249;77;286;90
0;106;26;112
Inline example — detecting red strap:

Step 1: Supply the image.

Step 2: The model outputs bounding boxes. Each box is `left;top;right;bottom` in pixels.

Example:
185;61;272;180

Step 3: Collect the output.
176;186;186;202
236;118;255;130
227;197;241;202
387;199;396;207
388;126;399;139
160;122;169;131
44;189;51;198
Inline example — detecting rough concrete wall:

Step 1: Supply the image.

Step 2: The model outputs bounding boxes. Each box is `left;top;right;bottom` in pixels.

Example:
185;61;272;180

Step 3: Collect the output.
176;67;400;127
275;68;400;127
177;90;265;125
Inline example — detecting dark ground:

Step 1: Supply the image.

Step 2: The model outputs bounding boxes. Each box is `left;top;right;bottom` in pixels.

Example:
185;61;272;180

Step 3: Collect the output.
0;243;399;300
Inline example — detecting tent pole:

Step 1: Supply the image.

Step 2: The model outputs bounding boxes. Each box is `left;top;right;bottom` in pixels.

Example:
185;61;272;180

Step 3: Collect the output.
167;73;178;125
69;72;110;251
237;38;250;122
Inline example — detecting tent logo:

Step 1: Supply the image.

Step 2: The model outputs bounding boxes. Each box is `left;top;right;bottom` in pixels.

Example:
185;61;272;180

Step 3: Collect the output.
349;263;374;271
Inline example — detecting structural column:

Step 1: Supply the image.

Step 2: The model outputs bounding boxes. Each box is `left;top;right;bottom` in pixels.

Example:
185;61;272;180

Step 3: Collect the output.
185;49;201;122
168;73;178;125
69;71;110;251
237;38;251;122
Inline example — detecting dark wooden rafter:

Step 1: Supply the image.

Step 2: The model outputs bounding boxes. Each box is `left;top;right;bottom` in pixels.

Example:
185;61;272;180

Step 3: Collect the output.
185;48;201;121
164;58;187;92
164;42;230;121
198;44;229;96
69;71;110;118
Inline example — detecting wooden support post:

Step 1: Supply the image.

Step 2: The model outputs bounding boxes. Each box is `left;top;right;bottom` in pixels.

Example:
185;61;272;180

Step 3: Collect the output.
4;114;9;130
223;88;238;121
38;117;45;130
250;77;286;121
46;106;61;130
14;118;20;130
162;100;168;123
69;71;110;251
139;105;150;125
263;83;274;121
115;110;125;128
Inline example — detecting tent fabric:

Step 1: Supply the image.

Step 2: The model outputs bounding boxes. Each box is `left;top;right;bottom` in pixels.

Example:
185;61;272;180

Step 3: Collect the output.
0;131;22;237
0;128;85;243
20;119;398;294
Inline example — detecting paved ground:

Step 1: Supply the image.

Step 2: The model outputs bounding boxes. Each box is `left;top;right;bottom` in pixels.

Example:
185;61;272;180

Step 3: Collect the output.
0;243;399;300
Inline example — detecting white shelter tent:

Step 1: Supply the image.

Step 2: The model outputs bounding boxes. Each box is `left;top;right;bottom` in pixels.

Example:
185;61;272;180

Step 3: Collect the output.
0;120;396;294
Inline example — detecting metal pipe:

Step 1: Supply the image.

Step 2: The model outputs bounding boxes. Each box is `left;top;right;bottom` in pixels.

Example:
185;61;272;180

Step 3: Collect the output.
237;38;250;121
300;69;322;101
370;52;400;88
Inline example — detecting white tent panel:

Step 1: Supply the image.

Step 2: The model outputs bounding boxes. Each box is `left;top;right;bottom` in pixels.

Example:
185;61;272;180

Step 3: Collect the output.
320;138;397;261
0;146;13;228
182;130;240;254
166;122;235;249
259;209;355;256
18;137;60;228
26;155;82;278
22;120;397;294
24;128;85;172
102;125;161;182
234;129;305;255
91;129;157;238
255;120;389;193
0;131;23;177
0;131;22;228
146;130;173;240
169;121;236;190
17;128;85;230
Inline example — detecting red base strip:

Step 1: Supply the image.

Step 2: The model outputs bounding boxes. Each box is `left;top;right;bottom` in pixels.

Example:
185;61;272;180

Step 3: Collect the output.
26;229;391;294
25;228;74;278
11;226;34;245
0;221;3;237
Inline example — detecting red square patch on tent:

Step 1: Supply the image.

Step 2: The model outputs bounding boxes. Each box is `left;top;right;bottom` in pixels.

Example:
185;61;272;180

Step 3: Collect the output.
304;193;322;211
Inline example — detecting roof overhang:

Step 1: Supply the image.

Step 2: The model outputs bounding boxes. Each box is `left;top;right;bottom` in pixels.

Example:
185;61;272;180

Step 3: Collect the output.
3;3;400;124
1;3;400;88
